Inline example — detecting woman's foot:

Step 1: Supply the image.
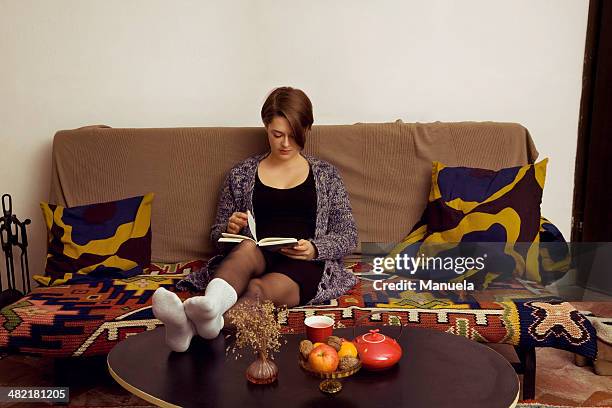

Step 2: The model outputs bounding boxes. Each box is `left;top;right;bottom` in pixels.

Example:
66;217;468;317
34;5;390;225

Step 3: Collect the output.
152;287;195;352
184;297;226;339
183;278;238;340
183;295;218;319
184;278;238;339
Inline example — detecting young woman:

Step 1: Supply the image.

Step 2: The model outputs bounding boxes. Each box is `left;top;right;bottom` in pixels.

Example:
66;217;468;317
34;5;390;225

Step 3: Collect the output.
152;87;358;352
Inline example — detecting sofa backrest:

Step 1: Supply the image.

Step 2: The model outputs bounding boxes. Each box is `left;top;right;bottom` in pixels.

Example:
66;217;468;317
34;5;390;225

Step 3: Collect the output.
49;122;538;263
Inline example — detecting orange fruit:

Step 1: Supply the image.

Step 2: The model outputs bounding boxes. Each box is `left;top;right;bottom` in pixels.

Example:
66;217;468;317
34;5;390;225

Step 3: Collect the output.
337;341;358;359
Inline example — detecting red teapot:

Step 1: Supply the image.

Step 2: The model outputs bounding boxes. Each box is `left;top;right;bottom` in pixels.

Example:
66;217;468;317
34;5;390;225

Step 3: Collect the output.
353;326;403;371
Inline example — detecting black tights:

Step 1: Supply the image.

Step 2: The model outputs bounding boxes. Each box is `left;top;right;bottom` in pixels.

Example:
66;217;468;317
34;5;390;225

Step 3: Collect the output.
214;240;300;308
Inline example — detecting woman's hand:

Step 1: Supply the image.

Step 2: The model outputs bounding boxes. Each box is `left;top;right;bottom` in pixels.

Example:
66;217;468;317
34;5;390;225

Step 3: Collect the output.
280;239;317;260
226;212;248;234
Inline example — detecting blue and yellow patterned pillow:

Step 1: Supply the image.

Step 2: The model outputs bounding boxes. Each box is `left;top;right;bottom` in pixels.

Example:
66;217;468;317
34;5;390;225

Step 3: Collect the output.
389;215;569;285
537;216;570;284
387;159;567;285
33;193;154;286
427;159;547;243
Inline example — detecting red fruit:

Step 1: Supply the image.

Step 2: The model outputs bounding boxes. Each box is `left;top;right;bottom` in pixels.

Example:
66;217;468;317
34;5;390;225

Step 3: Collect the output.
308;344;339;373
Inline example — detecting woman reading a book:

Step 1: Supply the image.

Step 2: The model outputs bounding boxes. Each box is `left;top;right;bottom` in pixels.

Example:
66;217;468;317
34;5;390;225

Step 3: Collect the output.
152;87;358;351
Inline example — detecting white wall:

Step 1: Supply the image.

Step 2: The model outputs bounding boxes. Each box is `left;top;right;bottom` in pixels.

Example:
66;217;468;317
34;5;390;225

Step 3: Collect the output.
0;0;589;287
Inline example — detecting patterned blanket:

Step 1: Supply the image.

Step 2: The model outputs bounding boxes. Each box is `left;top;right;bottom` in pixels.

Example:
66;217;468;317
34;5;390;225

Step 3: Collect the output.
0;259;597;358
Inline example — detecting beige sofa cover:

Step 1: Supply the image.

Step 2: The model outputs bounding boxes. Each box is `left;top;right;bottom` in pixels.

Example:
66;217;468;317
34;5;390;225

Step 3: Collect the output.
49;121;538;263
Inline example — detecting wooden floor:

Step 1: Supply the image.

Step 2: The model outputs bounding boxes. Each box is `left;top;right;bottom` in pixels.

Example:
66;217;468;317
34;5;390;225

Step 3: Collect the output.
0;353;154;407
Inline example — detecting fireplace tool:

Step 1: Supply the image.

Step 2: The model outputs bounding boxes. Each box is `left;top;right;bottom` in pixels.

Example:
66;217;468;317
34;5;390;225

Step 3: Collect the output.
0;194;32;308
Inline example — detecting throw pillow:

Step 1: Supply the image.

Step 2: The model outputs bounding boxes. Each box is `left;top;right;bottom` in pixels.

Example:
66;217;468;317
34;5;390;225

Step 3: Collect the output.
386;215;569;286
33;193;154;286
427;159;548;243
538;216;570;285
386;159;550;285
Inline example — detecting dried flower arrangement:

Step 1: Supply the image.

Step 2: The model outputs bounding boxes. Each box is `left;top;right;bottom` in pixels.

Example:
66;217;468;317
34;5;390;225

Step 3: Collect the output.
226;298;287;384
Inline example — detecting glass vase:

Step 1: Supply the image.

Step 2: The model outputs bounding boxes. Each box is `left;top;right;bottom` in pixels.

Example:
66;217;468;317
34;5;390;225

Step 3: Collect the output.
246;351;278;384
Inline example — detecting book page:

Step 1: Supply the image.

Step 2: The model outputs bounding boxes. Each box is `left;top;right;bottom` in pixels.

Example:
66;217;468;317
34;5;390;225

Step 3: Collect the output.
218;237;244;243
247;210;257;242
259;237;297;244
221;233;251;240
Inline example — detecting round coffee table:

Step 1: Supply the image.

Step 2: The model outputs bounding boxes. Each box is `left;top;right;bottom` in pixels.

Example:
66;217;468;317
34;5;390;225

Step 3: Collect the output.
108;326;519;408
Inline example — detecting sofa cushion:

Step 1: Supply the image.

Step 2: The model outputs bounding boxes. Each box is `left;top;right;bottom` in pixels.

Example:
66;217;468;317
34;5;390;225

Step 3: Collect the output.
537;216;571;285
0;259;596;359
386;159;551;285
33;194;154;286
387;215;569;288
427;159;548;243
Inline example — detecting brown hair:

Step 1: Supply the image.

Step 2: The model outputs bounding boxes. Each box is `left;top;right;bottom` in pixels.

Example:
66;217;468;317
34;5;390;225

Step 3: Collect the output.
261;87;313;149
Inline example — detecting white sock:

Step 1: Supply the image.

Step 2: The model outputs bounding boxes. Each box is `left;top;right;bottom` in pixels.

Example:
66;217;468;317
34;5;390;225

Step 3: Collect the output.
152;287;195;352
184;278;238;339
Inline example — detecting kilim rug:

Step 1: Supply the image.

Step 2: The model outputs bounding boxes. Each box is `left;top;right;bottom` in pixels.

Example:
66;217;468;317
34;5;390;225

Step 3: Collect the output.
0;259;599;359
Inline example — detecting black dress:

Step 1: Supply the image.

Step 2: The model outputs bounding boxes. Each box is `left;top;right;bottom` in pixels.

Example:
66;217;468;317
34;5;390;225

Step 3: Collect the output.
253;165;325;304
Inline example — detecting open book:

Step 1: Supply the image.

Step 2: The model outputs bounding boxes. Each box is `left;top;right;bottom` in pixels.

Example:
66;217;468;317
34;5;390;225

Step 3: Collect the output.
218;210;298;251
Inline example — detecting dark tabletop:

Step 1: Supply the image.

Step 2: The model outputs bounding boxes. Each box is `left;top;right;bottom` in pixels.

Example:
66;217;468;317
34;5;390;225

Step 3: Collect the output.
107;327;519;408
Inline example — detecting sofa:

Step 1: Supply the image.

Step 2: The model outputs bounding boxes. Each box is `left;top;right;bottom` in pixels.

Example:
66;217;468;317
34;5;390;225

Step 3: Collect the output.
0;121;598;399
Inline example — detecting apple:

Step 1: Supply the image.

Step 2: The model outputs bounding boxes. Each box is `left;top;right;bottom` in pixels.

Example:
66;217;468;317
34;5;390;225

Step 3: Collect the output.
308;344;339;373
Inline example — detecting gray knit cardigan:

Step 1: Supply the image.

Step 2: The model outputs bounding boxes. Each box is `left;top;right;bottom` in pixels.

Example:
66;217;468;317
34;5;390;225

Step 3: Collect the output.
176;152;359;304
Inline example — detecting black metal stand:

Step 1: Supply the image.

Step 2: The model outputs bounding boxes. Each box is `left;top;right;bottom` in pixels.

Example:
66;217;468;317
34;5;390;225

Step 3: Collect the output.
0;194;31;308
